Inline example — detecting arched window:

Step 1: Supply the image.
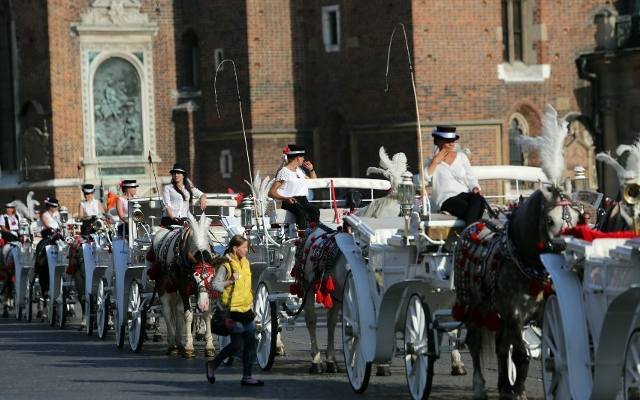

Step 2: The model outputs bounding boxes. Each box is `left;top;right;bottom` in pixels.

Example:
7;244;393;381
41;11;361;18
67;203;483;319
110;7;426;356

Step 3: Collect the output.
93;57;143;157
508;114;529;166
181;30;199;89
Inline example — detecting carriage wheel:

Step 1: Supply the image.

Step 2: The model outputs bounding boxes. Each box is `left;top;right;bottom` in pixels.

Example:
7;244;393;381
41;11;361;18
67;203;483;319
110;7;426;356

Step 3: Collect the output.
57;279;66;329
25;280;33;323
623;328;640;400
218;335;233;366
404;295;435;400
541;295;571;399
96;279;109;340
85;295;94;336
255;283;277;371
342;271;372;393
48;284;56;327
114;302;125;349
127;280;145;353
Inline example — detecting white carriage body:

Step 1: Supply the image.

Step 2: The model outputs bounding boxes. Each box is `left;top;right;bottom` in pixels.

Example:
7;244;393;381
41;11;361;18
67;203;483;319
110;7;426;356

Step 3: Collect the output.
541;237;640;400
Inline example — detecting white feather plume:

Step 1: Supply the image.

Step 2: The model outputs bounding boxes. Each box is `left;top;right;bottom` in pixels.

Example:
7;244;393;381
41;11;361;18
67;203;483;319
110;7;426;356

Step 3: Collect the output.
11;200;30;220
516;104;567;186
597;139;640;185
245;171;274;217
366;146;408;190
27;191;39;220
188;213;210;251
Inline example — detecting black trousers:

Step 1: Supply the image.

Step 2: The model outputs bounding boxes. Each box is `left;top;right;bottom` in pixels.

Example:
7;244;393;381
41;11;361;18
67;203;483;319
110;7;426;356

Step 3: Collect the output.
440;192;486;226
280;196;319;230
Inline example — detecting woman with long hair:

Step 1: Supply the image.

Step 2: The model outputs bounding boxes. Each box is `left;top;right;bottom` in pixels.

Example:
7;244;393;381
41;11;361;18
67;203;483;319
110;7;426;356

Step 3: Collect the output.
206;234;263;386
161;163;207;227
268;144;319;230
425;126;487;226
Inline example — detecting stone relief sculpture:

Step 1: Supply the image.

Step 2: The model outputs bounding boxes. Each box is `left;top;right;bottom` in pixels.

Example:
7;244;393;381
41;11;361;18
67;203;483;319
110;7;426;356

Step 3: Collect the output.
93;57;143;157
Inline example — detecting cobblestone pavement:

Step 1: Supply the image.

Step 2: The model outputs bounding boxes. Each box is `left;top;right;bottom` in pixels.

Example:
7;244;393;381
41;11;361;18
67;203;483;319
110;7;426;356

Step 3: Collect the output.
0;313;543;400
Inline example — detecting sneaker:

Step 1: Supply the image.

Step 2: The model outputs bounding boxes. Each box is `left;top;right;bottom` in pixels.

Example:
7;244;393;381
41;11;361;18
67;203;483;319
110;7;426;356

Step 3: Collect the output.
240;377;264;386
206;361;216;384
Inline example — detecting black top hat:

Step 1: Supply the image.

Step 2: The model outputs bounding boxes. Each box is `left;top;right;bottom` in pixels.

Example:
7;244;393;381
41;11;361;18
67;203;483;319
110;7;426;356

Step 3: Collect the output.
283;144;305;156
169;163;187;175
431;126;460;140
44;197;60;208
121;179;139;189
82;184;95;194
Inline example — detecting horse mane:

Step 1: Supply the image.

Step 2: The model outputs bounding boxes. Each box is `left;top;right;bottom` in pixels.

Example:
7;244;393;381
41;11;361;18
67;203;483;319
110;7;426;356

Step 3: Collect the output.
508;190;546;263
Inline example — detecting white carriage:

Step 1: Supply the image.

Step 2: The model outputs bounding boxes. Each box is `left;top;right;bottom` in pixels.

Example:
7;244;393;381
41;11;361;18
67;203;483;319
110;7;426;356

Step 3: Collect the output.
224;177;392;370
540;237;640;400
333;165;554;399
11;220;37;321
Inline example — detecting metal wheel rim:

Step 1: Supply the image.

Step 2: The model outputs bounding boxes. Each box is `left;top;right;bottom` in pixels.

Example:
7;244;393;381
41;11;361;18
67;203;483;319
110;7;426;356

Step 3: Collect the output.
96;280;107;339
342;272;369;392
127;281;142;351
404;295;430;400
255;284;272;369
26;281;33;322
541;295;571;399
624;329;640;400
114;303;124;348
85;296;93;336
57;279;65;329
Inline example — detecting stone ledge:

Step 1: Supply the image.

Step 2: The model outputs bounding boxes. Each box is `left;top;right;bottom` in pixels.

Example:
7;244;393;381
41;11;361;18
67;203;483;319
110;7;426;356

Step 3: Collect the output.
497;62;551;83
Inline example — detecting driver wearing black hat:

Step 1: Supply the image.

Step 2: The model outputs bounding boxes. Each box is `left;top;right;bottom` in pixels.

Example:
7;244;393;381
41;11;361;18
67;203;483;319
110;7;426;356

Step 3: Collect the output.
78;184;106;235
1;202;20;242
41;197;61;238
161;163;207;227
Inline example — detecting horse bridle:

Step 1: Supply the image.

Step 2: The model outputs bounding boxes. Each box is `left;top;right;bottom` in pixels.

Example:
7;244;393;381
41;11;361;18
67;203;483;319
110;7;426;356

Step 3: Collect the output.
539;188;580;249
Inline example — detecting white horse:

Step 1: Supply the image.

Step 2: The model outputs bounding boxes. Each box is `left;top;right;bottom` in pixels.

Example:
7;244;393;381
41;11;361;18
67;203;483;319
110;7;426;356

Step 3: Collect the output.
146;214;224;357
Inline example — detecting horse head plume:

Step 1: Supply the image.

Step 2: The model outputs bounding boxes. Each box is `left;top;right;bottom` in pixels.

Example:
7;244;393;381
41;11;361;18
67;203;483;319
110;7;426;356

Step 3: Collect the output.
245;170;274;217
366;146;408;191
11;200;30;221
187;212;211;252
516;104;568;188
596;138;640;185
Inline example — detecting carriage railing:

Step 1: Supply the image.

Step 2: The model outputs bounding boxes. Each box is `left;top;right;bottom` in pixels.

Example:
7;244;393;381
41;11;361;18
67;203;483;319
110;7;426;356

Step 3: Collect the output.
305;177;391;209
471;165;549;204
191;193;238;224
126;196;163;252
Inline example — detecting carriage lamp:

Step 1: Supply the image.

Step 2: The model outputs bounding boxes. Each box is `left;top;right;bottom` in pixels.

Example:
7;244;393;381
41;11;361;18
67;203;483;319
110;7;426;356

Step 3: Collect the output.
132;202;145;223
398;172;416;238
59;206;69;224
573;165;588;191
623;182;640;235
19;219;30;236
240;196;254;228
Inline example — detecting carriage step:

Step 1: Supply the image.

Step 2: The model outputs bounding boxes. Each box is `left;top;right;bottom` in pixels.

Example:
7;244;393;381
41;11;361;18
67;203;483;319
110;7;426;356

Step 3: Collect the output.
266;293;291;302
433;321;461;332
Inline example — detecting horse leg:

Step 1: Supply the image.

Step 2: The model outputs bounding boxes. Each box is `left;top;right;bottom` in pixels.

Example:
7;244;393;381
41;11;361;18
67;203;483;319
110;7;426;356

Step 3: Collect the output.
203;309;215;358
511;334;530;400
304;286;323;374
183;307;195;358
467;326;488;400
275;332;286;356
495;327;514;399
325;298;340;373
160;294;178;355
450;331;467;376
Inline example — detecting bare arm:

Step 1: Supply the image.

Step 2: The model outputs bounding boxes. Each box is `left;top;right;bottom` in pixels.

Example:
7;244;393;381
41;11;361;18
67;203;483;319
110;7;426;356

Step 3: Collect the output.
78;203;85;220
116;198;127;220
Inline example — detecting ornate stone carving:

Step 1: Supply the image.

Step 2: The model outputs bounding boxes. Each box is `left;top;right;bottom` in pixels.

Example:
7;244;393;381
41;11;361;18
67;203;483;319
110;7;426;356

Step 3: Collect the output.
79;0;151;27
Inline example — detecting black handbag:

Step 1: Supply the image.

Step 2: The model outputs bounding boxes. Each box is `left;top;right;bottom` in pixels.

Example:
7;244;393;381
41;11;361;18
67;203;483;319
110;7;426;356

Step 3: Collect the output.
211;269;236;336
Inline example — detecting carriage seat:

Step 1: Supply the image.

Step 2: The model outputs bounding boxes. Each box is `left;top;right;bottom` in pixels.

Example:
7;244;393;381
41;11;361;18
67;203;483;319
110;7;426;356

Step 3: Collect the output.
422;213;466;241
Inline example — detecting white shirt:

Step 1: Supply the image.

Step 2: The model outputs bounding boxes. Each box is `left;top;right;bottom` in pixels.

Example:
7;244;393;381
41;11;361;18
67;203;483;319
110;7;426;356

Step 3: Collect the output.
117;196;129;218
2;214;20;235
42;210;61;230
163;184;204;219
275;167;309;197
424;152;480;209
80;199;102;218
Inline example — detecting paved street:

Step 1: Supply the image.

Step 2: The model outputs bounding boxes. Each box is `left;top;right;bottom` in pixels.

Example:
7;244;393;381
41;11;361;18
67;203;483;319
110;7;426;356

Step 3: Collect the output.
0;314;543;400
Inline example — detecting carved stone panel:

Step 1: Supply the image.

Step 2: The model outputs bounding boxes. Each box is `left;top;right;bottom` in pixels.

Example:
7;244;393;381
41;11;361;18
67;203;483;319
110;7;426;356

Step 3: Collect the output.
93;57;143;157
22;126;52;181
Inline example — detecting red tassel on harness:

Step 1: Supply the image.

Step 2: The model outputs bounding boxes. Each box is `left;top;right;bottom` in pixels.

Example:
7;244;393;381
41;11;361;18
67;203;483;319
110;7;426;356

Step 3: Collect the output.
324;275;335;292
315;290;324;304
322;295;333;309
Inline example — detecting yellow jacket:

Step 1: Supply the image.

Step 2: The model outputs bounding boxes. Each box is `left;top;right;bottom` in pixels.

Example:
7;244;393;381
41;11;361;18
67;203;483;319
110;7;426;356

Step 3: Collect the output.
219;254;253;313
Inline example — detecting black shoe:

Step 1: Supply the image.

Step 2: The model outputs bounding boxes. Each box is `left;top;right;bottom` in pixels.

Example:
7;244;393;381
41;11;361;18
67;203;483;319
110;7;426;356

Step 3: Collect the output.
206;361;216;384
240;378;264;386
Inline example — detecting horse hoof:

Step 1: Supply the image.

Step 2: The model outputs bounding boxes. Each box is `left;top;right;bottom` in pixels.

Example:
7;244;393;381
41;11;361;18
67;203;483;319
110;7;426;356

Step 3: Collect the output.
325;361;339;373
182;348;195;359
205;349;216;358
275;345;286;357
309;363;324;374
375;365;391;376
166;346;179;356
451;364;467;376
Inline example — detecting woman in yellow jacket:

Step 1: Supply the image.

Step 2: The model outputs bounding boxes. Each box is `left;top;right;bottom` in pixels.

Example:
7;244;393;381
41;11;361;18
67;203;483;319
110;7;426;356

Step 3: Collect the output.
206;235;263;386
